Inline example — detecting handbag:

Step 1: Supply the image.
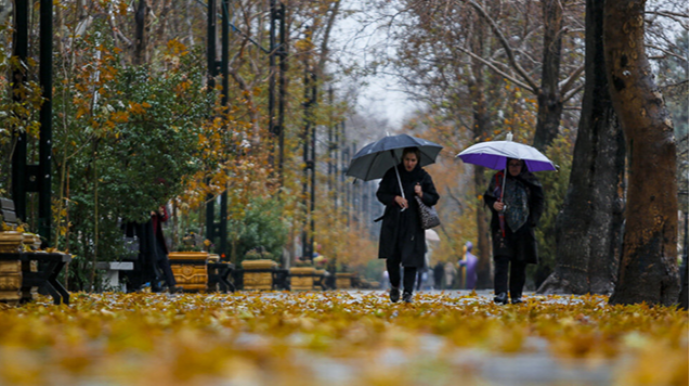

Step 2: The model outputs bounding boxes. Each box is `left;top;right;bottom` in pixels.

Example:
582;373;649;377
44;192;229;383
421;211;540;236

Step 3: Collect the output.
415;196;441;229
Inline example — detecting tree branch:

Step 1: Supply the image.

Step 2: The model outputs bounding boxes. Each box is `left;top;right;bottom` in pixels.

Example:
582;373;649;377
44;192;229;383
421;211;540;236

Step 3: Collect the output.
562;83;585;103
317;0;341;76
457;46;534;92
463;0;540;92
646;44;689;63
559;64;585;95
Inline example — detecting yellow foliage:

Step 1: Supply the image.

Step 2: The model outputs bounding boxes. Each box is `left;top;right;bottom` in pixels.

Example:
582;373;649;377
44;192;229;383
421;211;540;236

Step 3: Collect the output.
0;293;684;386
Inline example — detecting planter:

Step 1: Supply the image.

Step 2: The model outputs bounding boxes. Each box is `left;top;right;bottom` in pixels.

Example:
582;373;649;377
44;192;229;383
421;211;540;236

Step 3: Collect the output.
22;233;41;251
289;267;315;291
168;252;209;292
336;272;353;289
0;260;21;302
241;259;277;291
0;231;23;254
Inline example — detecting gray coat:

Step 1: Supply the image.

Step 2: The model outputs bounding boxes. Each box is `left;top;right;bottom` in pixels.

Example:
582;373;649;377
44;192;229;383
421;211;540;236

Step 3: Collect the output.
484;170;544;264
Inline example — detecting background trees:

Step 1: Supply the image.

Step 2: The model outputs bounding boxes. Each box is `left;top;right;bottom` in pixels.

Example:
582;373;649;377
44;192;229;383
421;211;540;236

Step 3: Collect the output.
0;0;686;299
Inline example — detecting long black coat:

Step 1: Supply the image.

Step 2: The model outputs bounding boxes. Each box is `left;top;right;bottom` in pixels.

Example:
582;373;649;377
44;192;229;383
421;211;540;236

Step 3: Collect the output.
377;164;439;268
484;170;544;264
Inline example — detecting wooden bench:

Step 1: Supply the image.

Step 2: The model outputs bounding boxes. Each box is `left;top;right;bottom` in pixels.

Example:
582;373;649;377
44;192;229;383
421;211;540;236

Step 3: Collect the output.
0;197;71;305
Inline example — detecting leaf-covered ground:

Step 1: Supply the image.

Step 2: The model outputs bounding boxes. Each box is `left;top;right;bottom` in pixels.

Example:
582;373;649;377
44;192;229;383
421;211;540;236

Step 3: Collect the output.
0;291;686;386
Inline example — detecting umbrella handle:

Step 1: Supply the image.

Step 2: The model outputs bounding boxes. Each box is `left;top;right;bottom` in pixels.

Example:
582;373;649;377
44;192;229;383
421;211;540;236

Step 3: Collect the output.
392;150;407;212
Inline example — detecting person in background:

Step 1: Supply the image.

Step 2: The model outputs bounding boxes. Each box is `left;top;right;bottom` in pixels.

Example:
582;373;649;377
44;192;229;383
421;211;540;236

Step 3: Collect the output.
151;205;181;293
444;260;457;289
376;147;440;304
458;241;478;290
433;261;445;290
484;158;544;305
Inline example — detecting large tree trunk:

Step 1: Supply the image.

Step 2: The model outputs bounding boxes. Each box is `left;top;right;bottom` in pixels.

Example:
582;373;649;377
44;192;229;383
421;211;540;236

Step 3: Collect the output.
538;0;625;295
532;0;565;152
468;17;493;289
133;0;149;66
679;213;688;310
604;0;680;306
680;252;690;311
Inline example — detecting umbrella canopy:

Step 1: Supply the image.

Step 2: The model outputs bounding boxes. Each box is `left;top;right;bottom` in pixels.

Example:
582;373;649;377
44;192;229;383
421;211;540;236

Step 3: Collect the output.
456;137;556;172
346;134;443;181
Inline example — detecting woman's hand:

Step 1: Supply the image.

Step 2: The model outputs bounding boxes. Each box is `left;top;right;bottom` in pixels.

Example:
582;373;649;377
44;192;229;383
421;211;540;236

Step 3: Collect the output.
394;196;408;209
493;201;506;212
414;183;423;198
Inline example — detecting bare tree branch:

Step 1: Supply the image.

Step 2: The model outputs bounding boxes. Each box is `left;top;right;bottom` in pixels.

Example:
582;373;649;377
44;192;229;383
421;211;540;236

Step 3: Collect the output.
456;46;534;92
562;83;585;103
317;0;342;75
646;44;689;64
463;0;540;92
559;64;585;95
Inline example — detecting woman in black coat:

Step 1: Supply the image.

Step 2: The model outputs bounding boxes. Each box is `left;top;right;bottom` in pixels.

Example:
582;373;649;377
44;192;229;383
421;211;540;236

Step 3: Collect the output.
377;147;439;303
484;158;544;305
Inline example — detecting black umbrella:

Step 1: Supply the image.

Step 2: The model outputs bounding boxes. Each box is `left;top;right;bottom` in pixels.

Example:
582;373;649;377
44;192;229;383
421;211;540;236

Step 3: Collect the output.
346;134;443;201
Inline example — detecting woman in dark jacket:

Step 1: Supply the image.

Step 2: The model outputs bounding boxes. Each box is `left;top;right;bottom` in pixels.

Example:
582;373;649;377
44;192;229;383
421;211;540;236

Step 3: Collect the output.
377;147;440;303
151;205;180;293
484;158;544;305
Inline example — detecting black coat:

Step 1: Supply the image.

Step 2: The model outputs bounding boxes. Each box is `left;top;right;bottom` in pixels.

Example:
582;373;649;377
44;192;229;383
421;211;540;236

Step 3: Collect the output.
484;170;544;264
377;164;439;267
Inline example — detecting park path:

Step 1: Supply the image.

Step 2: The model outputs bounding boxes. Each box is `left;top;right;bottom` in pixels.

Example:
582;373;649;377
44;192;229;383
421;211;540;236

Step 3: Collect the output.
0;290;685;386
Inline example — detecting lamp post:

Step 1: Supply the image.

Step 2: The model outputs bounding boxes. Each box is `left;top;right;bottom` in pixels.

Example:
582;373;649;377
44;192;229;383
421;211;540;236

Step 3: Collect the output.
11;0;53;245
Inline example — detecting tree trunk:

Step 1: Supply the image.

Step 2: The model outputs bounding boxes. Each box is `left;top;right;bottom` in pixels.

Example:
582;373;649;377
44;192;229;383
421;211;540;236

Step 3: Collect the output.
468;17;493;289
604;0;680;306
533;0;565;152
680;252;690;311
133;0;149;66
538;0;625;295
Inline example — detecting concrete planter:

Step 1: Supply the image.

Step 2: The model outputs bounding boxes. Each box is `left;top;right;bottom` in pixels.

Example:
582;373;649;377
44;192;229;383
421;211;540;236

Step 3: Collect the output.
0;231;23;254
0;260;21;302
168;252;209;292
241;259;277;290
289;267;315;290
336;272;353;289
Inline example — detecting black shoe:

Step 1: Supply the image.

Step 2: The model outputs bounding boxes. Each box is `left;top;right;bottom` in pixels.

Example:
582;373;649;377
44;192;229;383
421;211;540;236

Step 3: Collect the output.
402;291;413;303
169;286;184;294
390;287;400;303
511;297;523;304
493;292;508;305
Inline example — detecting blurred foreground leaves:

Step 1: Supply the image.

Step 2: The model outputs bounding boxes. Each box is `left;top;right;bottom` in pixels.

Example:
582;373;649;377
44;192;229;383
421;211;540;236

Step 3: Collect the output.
0;292;686;386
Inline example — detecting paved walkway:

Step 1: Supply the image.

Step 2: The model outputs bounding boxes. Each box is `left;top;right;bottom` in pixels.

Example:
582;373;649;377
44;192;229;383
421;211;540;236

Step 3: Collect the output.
237;290;620;386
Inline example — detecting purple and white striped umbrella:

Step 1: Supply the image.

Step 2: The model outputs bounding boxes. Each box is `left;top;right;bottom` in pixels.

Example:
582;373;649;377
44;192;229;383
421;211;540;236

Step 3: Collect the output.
456;138;556;172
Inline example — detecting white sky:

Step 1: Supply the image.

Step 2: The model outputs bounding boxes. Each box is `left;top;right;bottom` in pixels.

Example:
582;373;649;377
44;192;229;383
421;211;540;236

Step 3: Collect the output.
329;1;420;129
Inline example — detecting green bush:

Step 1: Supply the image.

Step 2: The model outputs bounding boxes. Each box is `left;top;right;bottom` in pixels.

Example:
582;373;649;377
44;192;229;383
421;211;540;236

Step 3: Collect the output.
229;197;288;263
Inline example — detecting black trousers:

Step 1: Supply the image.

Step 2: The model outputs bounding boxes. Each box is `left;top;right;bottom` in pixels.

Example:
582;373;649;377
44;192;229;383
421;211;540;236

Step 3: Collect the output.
493;255;526;299
386;250;417;293
154;239;177;289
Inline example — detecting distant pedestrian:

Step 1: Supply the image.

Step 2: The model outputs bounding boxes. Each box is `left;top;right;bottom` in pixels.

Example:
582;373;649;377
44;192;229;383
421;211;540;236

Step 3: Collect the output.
151;205;181;293
377;147;440;303
444;261;456;289
484;158;544;304
458;241;478;290
433;261;445;289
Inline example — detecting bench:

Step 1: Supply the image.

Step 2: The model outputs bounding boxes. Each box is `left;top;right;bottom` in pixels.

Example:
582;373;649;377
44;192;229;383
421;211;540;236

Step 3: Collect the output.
207;262;235;292
0;197;71;305
95;261;134;292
